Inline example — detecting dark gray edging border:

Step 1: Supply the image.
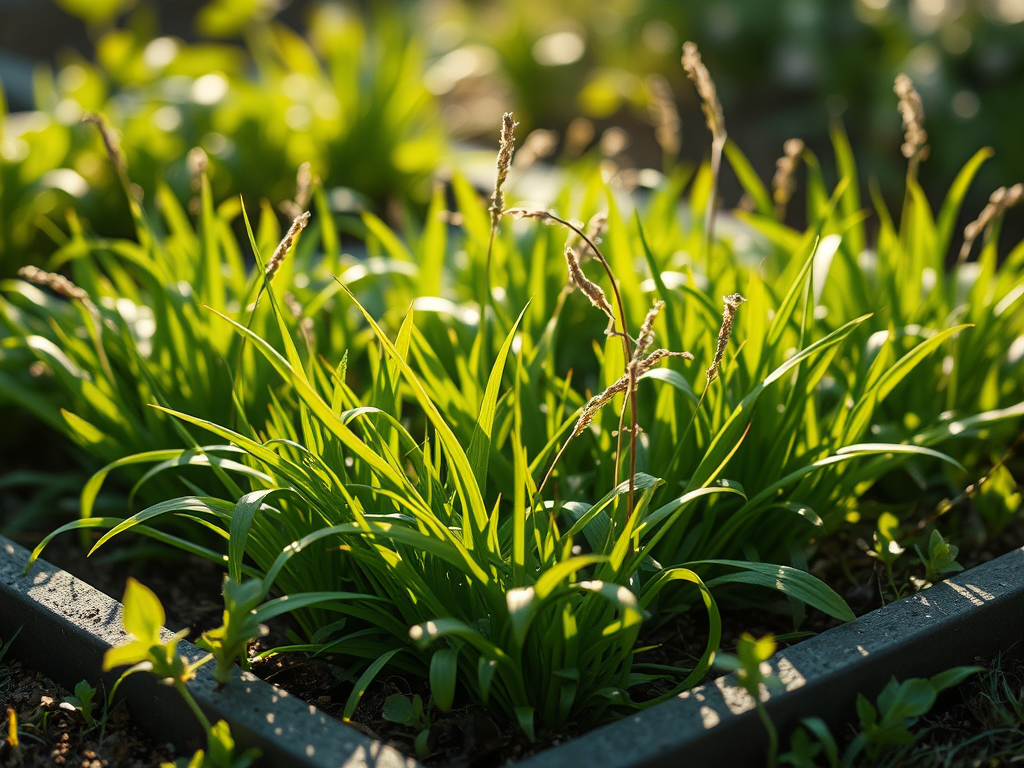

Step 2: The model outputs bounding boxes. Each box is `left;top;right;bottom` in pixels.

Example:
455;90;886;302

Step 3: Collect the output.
0;536;418;768
3;534;1024;768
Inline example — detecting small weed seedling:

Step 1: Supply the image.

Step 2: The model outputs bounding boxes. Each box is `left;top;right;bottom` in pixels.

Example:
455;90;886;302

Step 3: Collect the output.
59;680;98;728
104;578;261;768
915;529;964;586
383;693;434;759
868;513;906;599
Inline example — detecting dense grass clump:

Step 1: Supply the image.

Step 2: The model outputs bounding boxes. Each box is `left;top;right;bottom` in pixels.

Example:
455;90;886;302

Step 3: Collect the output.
5;48;1022;738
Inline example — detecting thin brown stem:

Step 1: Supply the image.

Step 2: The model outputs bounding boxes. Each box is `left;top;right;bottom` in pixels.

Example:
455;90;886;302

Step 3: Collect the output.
511;208;638;515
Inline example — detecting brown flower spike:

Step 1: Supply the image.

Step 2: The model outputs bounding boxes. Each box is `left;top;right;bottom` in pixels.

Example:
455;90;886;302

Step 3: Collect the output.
894;74;929;163
265;211;311;281
706;293;746;385
18;266;89;301
772;139;804;217
489;113;517;228
959;183;1024;262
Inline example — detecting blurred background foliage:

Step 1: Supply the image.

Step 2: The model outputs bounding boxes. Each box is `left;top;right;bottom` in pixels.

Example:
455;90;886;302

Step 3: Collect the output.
1;0;1023;277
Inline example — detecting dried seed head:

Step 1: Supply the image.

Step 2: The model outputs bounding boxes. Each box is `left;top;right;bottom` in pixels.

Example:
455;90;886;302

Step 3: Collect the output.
83;113;127;175
489;112;517;228
515;129;559;170
706;293;746;385
894;74;929;163
959;183;1024;261
681;42;725;146
571;347;692;439
646;74;681;158
18;265;89;301
564;117;595;158
265;211;311;281
186;147;208;193
578;209;608;262
634;300;665;360
280;162;314;219
565;245;613;318
772;138;804;216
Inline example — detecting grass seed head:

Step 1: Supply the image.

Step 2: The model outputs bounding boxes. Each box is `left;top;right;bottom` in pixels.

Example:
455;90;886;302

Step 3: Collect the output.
579;210;608;262
894;73;929;162
281;162;314;219
960;183;1024;260
489;112;517;228
682;42;725;146
772;138;805;215
265;211;311;281
83;113;127;175
572;347;692;439
564;245;613;318
634;300;665;359
646;74;681;157
18;265;89;301
706;292;746;385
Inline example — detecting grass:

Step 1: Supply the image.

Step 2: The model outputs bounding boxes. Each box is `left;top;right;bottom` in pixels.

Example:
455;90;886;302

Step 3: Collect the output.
5;46;1023;743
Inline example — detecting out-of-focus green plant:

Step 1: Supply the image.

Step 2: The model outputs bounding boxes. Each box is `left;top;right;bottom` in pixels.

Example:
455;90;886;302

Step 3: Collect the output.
0;0;444;277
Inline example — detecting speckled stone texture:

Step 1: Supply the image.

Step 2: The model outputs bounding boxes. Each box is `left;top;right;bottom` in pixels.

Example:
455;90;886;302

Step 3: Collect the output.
0;535;417;768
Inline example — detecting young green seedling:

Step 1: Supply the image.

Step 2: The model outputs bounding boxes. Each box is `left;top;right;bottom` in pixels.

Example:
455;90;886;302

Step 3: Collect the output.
198;577;267;685
104;578;260;768
717;633;783;767
383;693;433;759
60;680;98;728
844;666;981;763
915;529;964;586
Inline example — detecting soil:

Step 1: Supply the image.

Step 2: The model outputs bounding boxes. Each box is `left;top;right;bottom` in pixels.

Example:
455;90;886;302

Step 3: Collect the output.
0;653;176;768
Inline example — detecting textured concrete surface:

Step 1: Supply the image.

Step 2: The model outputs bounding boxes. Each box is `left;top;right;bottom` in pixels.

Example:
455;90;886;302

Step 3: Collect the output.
0;535;418;768
518;547;1024;768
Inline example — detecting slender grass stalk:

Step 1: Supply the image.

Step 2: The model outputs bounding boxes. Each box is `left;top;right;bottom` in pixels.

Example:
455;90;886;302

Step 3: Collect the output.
507;207;639;515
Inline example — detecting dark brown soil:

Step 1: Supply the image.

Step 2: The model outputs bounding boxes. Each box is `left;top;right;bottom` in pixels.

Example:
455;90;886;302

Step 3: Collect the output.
0;654;176;768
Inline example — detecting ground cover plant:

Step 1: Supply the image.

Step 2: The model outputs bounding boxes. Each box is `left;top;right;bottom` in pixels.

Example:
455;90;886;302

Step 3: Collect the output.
4;38;1023;756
